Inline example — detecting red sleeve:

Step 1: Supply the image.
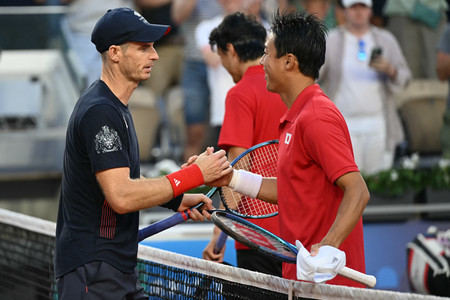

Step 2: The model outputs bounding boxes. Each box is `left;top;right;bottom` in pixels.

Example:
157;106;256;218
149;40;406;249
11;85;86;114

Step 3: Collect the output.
302;117;359;184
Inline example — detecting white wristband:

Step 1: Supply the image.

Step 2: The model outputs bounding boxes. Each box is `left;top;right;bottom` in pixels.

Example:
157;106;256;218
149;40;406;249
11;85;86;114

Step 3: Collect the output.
228;169;263;199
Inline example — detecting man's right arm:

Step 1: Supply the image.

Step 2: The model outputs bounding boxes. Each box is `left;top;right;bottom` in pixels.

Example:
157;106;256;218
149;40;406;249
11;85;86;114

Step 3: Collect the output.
96;148;231;214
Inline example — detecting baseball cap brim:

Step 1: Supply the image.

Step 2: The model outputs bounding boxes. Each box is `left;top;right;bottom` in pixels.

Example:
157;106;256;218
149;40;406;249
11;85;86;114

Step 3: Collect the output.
342;0;372;8
126;23;171;44
91;7;171;53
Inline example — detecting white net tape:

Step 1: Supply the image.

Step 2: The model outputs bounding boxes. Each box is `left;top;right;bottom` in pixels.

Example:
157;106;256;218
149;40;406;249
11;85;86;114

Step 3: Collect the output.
0;208;447;300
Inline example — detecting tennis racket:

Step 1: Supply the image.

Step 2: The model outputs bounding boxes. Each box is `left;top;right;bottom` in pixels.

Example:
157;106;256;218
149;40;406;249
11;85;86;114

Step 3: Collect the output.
138;140;279;242
211;211;377;288
214;231;229;254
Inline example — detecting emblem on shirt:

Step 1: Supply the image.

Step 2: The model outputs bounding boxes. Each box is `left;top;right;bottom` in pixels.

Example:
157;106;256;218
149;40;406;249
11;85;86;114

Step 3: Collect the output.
285;133;292;145
95;125;122;154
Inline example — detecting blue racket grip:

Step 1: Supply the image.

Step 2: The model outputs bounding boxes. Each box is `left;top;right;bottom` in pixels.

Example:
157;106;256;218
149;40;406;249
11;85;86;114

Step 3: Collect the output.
214;231;228;254
138;202;204;242
138;188;217;242
138;211;191;242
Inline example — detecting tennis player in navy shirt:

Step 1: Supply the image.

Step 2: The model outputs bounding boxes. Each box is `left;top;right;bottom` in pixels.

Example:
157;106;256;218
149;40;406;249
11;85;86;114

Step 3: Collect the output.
54;7;231;299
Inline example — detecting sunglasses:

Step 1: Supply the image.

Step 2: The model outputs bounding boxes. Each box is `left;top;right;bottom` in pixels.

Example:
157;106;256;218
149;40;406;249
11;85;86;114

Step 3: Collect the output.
358;39;367;61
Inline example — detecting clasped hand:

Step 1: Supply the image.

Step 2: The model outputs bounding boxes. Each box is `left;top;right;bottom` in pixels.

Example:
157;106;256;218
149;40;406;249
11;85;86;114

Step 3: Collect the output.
182;147;233;186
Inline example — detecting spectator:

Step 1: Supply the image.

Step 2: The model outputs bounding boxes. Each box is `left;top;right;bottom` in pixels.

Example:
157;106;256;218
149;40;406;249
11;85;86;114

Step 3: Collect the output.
319;0;411;174
171;0;223;162
437;10;450;158
242;0;270;24
285;0;339;29
135;0;186;162
194;0;238;151
370;0;386;27
137;0;183;100
383;0;448;79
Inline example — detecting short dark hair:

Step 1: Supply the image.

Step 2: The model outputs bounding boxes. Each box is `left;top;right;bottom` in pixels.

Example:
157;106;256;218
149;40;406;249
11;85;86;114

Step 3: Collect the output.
271;10;327;79
209;12;267;62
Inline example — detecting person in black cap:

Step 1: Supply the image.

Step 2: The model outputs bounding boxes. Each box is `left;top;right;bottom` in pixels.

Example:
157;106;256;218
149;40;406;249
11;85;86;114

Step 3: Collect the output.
54;7;232;299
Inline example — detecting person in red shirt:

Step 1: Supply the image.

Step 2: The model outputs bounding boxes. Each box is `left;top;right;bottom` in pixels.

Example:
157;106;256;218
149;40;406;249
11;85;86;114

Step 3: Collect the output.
202;12;287;276
216;10;370;287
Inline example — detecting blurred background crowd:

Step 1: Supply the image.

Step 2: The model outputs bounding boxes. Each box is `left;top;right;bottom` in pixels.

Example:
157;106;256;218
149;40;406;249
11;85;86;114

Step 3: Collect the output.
0;0;449;213
1;0;449;170
1;1;450;294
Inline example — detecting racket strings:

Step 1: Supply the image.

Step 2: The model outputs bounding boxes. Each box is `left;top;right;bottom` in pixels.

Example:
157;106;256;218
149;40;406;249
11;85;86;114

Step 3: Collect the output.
219;214;296;259
222;143;279;218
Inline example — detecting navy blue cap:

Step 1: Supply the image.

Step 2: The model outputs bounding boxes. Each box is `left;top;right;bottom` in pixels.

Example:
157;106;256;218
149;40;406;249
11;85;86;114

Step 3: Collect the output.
91;7;171;53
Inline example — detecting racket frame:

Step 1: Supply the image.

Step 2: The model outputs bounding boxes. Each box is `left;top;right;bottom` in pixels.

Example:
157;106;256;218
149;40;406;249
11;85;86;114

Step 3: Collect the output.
219;139;279;219
212;211;297;263
211;211;377;288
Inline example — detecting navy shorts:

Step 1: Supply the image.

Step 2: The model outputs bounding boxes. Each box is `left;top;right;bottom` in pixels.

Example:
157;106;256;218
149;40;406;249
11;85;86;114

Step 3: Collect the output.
56;261;147;300
182;60;210;125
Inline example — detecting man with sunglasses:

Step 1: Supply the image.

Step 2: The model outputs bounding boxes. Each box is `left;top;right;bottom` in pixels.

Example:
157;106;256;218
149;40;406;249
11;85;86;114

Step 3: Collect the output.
319;0;411;175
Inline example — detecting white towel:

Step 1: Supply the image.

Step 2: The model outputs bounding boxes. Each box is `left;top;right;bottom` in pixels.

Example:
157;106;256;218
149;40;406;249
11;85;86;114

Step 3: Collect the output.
296;240;346;283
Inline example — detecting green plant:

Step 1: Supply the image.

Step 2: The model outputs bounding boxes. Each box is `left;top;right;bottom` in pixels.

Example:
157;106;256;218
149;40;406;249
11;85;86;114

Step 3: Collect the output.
363;153;423;197
426;158;450;189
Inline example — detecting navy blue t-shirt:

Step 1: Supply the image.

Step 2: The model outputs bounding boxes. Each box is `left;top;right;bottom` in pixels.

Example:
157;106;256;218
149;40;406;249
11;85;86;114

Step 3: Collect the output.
55;80;141;278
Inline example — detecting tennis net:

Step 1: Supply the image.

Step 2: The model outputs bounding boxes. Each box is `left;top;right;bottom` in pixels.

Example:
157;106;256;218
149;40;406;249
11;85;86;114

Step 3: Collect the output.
0;208;446;300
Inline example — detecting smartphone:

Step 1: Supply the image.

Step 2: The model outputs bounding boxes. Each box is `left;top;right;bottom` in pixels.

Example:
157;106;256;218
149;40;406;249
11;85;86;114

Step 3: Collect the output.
370;47;382;62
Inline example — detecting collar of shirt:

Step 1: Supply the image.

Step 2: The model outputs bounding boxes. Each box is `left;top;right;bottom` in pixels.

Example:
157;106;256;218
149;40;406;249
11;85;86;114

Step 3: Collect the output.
242;64;265;79
280;84;323;124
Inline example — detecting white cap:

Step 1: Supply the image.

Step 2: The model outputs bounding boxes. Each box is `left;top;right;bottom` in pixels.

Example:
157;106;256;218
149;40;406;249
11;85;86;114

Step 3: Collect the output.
342;0;372;8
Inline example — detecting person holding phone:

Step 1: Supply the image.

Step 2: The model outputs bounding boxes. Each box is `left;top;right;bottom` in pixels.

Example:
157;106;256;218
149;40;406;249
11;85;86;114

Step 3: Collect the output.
319;0;411;175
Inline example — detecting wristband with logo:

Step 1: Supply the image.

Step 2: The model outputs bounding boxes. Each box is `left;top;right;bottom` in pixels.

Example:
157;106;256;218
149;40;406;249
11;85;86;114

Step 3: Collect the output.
165;164;204;197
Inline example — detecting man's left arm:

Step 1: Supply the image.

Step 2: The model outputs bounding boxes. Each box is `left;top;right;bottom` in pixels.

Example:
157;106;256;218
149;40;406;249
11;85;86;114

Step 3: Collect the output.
310;172;369;255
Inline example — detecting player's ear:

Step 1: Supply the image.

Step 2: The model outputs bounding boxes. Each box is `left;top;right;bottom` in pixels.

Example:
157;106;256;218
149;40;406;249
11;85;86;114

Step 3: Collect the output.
227;43;237;56
108;45;121;62
285;53;297;70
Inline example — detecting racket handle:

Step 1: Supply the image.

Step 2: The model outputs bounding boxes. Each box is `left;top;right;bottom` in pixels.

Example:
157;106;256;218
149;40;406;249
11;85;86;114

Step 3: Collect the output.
138;210;191;242
213;231;228;254
138;201;207;242
339;267;377;288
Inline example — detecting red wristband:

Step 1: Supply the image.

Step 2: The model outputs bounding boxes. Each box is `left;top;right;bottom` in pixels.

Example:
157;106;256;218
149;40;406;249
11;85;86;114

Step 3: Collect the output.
165;164;204;197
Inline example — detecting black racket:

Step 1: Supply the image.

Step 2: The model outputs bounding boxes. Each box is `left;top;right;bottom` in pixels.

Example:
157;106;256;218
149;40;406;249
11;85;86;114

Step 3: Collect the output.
138;140;279;242
211;211;377;288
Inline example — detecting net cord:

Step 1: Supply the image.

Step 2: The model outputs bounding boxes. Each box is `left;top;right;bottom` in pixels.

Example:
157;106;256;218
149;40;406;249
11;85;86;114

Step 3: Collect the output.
0;208;447;300
138;244;444;300
0;208;56;236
